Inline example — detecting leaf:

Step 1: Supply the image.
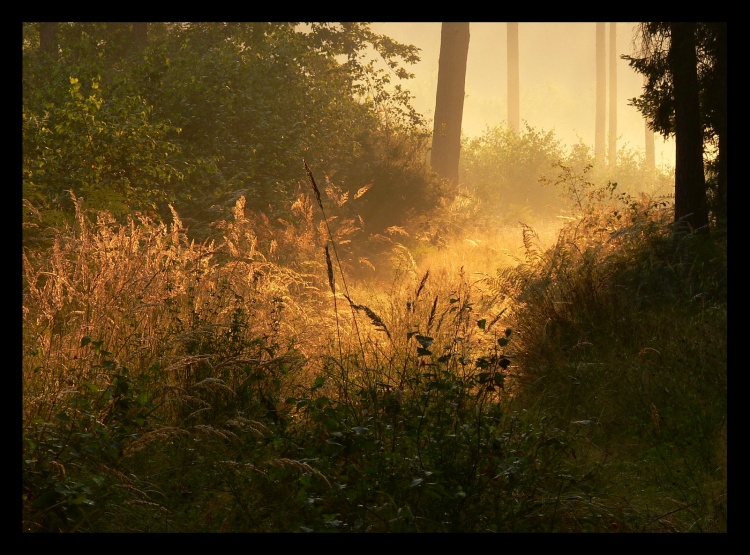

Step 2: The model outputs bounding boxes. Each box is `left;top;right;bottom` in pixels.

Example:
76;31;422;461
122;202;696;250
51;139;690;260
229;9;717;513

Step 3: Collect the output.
415;335;433;348
294;398;309;409
69;493;89;505
80;336;92;348
477;318;486;330
83;382;99;393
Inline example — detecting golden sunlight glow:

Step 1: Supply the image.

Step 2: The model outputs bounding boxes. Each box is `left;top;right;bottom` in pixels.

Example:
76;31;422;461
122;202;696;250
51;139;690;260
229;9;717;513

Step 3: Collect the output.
370;22;676;169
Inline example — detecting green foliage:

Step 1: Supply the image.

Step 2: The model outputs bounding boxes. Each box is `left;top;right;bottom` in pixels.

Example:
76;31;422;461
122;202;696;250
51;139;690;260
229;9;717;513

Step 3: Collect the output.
441;126;673;251
459;124;566;223
22;196;310;531
624;22;726;142
23;76;184;221
22;181;726;531
22;22;725;533
487;170;726;531
23;339;158;532
624;22;726;228
624;23;674;137
23;22;437;244
283;315;601;532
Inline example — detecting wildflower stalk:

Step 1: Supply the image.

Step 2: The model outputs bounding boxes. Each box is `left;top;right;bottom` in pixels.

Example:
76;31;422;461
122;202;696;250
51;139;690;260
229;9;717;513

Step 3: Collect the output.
304;160;365;360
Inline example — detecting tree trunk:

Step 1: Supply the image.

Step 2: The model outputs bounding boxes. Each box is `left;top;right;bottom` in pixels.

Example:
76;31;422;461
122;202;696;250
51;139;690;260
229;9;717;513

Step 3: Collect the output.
643;76;656;170
431;22;470;184
670;22;709;233
608;23;617;167
595;23;606;166
507;22;520;134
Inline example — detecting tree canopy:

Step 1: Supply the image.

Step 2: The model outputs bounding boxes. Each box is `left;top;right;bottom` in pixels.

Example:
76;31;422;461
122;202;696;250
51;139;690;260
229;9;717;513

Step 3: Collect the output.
22;22;439;242
624;22;726;227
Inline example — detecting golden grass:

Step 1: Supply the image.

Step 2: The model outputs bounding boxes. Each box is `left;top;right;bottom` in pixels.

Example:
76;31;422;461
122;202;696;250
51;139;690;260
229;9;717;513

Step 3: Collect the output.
22;178;725;532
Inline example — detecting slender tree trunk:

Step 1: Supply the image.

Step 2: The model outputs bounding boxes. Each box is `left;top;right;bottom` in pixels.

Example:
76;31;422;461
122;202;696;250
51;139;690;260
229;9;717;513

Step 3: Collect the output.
595;23;606;166
594;23;607;165
670;22;709;233
644;77;656;169
608;23;617;167
644;121;656;170
507;22;520;134
431;22;470;184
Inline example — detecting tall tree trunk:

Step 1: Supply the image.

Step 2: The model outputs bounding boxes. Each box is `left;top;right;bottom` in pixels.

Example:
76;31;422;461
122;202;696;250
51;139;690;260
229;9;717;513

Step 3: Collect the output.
431;22;470;184
39;22;58;54
670;22;709;233
643;76;656;170
507;22;520;134
608;23;617;167
595;22;606;166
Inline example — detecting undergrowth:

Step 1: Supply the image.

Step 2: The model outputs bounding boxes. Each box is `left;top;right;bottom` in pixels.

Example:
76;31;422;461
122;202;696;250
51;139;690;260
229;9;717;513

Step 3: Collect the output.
22;166;726;532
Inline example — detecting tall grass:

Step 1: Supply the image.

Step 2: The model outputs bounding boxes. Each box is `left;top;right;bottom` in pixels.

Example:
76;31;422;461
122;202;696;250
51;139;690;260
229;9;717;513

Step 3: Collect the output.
487;169;727;531
22;191;314;531
22;166;726;532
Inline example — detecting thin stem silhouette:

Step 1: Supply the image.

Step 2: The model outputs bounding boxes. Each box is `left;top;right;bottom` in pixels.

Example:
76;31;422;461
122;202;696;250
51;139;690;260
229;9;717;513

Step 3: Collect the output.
304;160;365;361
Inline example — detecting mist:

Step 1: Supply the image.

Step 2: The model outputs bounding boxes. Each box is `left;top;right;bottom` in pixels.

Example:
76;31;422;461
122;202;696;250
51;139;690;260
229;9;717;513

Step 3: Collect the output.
370;22;676;169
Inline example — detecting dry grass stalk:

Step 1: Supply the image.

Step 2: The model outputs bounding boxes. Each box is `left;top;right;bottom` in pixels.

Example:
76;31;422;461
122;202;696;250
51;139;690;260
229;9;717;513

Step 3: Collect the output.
325;245;335;295
193;424;236;442
225;416;272;437
354;184;372;199
191;378;236;396
304;160;323;211
122;427;191;458
427;295;439;332
486;307;508;332
266;458;331;488
346;296;391;340
304;161;366;359
415;269;430;300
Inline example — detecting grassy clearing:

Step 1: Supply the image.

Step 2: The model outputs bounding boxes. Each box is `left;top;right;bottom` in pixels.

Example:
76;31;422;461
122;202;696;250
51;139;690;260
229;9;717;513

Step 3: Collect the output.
22;173;726;532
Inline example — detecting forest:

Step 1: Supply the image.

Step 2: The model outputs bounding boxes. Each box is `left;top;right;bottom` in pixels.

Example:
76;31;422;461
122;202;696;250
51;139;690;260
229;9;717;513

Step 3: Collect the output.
22;22;726;533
